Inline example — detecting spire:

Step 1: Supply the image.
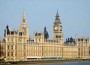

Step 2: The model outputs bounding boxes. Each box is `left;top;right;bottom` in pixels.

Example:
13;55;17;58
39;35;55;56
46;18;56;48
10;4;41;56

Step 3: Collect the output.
54;10;61;24
0;36;2;43
22;11;26;23
56;10;59;17
55;10;60;20
23;11;25;16
44;27;49;40
6;24;9;29
6;25;10;35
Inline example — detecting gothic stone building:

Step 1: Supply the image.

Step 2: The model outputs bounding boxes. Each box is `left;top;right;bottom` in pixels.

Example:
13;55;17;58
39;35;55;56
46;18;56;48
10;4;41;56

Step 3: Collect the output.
0;11;90;61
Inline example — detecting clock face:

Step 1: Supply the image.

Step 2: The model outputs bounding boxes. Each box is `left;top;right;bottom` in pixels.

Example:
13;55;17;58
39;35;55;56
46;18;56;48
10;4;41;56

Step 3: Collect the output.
55;27;58;30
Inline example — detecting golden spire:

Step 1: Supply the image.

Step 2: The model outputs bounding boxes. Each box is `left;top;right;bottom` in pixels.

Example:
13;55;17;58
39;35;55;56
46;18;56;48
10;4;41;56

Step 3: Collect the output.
22;11;26;23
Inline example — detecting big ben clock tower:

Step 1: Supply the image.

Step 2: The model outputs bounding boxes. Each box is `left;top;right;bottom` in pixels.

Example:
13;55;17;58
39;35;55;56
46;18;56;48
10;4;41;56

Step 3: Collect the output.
53;10;63;42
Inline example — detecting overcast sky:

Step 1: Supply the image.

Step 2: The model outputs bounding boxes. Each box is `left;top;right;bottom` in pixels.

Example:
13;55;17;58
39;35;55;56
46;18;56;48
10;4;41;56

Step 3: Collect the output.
0;0;90;40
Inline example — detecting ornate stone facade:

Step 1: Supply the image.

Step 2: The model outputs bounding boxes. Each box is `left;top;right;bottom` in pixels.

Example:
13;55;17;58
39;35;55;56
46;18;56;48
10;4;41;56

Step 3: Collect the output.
0;11;90;61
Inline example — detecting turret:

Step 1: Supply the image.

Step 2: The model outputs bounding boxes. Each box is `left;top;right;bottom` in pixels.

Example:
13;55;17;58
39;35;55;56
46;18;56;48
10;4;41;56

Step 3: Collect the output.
4;25;10;36
44;27;49;40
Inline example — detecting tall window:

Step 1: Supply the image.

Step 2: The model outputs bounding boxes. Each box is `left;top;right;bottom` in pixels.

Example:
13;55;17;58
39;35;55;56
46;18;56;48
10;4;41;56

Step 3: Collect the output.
39;39;40;42
7;45;9;50
11;45;13;50
11;38;13;42
7;52;9;56
11;52;13;56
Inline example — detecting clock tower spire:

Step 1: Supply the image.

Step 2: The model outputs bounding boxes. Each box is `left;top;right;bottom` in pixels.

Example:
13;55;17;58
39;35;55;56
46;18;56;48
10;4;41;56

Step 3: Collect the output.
22;11;26;23
53;11;63;43
56;10;60;20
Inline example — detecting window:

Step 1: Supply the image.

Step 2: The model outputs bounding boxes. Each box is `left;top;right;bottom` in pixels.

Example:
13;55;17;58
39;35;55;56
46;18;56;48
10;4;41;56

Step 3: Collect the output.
7;52;9;56
60;29;62;31
39;39;40;41
11;38;13;42
58;36;61;38
56;35;58;38
7;45;9;50
11;45;13;50
78;39;80;41
56;35;61;38
86;39;87;42
24;53;25;56
81;39;83;41
11;52;13;56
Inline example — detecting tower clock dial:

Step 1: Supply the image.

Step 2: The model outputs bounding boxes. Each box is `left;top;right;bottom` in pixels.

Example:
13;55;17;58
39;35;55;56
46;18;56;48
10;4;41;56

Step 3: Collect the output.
54;26;58;30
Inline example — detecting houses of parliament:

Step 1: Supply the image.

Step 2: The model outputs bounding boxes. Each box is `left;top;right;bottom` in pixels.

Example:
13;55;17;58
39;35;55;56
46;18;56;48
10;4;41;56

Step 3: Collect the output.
0;11;90;61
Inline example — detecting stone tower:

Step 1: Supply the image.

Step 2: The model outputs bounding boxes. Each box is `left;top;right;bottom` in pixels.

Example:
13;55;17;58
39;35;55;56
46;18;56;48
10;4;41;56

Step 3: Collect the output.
53;10;63;42
19;13;29;41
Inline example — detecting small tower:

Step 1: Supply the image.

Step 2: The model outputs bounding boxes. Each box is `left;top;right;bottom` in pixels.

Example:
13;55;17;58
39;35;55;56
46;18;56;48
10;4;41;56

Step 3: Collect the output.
4;25;10;36
44;27;49;40
53;10;63;42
